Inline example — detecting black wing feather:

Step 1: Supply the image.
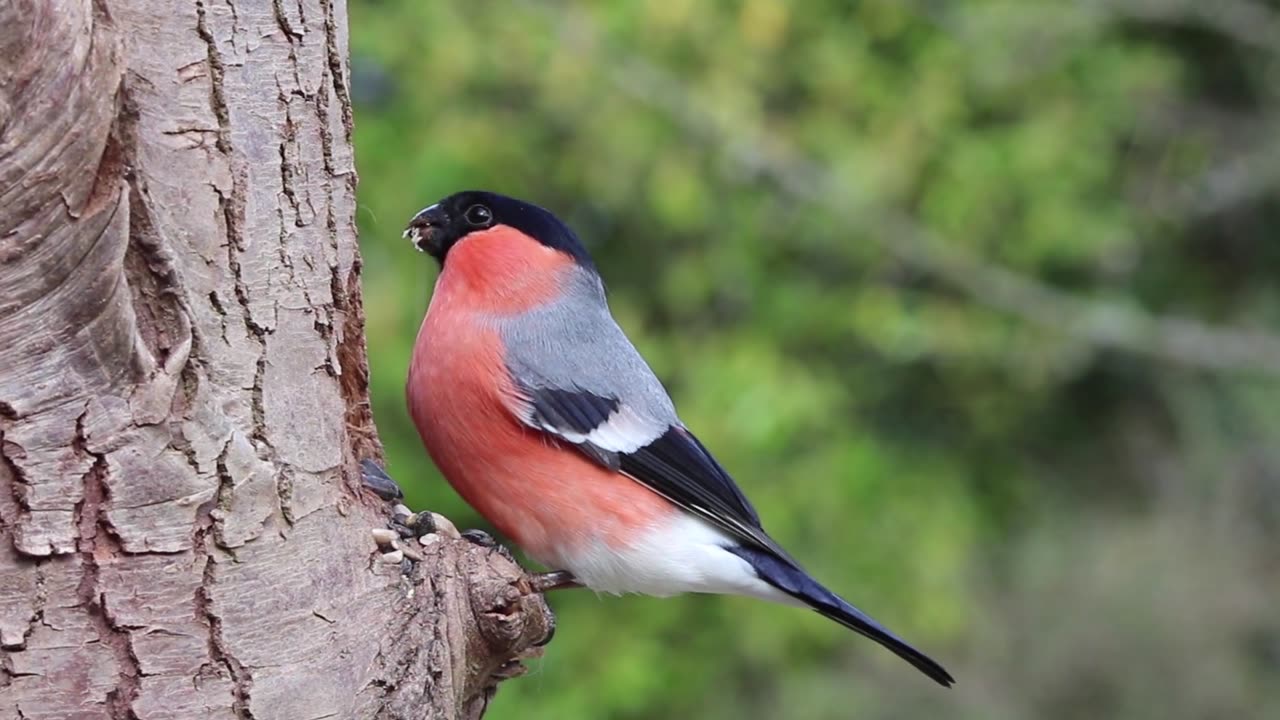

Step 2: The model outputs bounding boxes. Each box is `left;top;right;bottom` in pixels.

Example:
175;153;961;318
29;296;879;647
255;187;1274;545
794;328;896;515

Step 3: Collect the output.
620;427;757;525
524;387;622;469
520;386;796;565
618;426;797;564
530;387;618;435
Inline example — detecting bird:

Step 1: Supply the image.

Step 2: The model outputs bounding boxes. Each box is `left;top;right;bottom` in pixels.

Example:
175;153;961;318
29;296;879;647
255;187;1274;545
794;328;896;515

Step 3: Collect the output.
400;190;954;687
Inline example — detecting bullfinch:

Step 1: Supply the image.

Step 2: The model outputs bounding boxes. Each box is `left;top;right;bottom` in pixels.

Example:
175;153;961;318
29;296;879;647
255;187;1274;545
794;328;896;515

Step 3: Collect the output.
400;190;954;687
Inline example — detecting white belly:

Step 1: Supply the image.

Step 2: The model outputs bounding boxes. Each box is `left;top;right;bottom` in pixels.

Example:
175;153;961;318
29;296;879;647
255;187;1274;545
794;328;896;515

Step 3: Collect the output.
558;512;795;604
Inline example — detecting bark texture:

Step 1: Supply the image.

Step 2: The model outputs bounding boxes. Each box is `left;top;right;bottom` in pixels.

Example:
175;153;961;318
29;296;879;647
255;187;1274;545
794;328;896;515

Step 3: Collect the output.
0;1;552;718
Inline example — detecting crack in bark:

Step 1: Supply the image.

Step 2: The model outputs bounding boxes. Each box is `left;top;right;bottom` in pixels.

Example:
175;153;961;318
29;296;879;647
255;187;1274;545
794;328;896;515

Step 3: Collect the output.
195;437;251;716
123;156;199;382
194;1;231;156
332;264;380;464
212;437;236;521
293;0;308;31
274;96;315;312
0;557;46;652
275;464;295;525
318;0;353;142
207;291;231;345
0;424;26;537
214;171;275;484
250;351;271;453
214;183;263;329
313;56;335;178
19;563;48;651
197;555;255;719
169;379;207;495
270;0;307;97
79;104;128;222
73;410;141;719
309;35;341;385
222;0;241;51
72;411;120;550
270;0;302;41
278;113;301;227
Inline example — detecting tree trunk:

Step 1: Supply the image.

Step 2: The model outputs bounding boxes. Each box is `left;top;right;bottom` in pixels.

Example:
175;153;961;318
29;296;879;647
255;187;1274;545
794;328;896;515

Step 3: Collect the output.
0;2;553;718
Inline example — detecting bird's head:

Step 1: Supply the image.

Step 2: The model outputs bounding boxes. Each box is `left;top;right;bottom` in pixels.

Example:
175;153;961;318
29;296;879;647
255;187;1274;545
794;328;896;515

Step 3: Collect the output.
404;190;594;270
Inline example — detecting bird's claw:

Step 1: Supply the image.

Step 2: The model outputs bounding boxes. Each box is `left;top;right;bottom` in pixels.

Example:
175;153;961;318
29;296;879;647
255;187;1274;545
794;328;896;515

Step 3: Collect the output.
462;527;521;565
461;528;497;547
521;570;582;595
360;458;403;501
362;461;446;571
362;462;552;591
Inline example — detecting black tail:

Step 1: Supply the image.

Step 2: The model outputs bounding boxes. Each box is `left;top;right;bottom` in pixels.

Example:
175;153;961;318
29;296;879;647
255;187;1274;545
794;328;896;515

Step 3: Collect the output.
729;546;955;687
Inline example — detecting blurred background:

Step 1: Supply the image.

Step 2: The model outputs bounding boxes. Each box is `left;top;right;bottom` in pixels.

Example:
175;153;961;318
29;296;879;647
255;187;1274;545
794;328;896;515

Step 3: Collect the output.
350;1;1280;718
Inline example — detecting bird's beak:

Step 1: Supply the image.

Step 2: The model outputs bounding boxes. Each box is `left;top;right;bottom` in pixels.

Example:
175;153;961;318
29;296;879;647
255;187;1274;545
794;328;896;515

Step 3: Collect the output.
403;204;448;256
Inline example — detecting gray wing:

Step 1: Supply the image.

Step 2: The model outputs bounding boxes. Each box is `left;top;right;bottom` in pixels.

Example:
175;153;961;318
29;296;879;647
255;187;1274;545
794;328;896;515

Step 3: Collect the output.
499;269;795;563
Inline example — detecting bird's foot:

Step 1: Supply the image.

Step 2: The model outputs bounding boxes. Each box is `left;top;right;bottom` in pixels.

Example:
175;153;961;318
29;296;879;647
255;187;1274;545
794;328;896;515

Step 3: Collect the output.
362;460;577;596
456;529;576;596
460;528;496;547
360;458;404;501
461;527;525;567
453;522;577;594
362;459;460;571
522;570;582;595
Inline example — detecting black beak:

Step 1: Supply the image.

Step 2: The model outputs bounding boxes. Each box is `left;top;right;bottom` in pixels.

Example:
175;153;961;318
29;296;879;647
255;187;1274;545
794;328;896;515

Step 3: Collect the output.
404;204;449;258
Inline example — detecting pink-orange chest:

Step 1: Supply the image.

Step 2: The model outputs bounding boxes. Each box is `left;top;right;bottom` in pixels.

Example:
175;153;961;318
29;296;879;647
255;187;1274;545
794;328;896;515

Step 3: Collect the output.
407;292;510;471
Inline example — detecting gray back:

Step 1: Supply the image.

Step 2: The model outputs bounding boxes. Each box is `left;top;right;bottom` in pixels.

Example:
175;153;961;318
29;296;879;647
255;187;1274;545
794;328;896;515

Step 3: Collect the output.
498;266;679;426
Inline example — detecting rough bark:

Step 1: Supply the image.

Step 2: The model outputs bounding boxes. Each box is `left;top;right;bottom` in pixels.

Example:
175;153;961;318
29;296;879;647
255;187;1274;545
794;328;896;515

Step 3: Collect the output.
0;2;553;718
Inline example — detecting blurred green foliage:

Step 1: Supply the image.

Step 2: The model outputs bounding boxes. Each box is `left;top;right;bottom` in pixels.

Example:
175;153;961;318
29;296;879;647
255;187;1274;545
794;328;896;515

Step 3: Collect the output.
350;1;1280;717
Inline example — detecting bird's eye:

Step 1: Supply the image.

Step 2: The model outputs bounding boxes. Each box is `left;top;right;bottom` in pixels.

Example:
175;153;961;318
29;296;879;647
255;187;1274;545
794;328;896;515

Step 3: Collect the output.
464;204;493;227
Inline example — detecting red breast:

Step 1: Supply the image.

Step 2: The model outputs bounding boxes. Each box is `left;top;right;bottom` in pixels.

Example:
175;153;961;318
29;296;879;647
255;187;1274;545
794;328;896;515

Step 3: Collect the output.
406;225;673;565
